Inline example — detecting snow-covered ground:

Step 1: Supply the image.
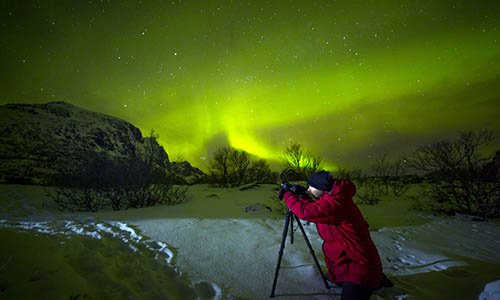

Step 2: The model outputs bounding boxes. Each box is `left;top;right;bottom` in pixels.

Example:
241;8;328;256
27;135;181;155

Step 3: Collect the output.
1;184;500;300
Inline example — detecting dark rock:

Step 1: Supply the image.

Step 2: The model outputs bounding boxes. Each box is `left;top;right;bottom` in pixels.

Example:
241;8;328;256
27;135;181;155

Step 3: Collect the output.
168;161;206;184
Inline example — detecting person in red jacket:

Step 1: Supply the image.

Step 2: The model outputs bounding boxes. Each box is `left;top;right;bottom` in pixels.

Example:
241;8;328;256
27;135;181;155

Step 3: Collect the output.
280;170;385;300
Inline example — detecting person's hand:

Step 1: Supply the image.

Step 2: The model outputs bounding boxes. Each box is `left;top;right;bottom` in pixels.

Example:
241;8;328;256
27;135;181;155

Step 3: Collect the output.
278;182;292;200
291;184;308;198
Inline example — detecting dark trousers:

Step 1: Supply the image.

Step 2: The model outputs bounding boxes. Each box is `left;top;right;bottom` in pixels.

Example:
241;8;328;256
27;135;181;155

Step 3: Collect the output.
340;282;373;300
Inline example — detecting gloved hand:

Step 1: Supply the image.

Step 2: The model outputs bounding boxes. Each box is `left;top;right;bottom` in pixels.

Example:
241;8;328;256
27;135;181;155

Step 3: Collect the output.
279;183;308;200
291;184;308;198
278;182;292;200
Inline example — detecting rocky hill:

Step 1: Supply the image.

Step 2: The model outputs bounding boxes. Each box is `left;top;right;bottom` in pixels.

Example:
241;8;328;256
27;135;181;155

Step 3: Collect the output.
169;161;207;184
0;101;205;185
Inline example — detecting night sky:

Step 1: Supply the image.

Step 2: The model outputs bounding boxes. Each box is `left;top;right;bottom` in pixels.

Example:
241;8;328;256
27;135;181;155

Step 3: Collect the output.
2;0;499;171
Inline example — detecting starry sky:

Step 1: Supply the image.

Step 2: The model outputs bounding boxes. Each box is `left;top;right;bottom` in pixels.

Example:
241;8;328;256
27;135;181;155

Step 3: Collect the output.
1;0;500;172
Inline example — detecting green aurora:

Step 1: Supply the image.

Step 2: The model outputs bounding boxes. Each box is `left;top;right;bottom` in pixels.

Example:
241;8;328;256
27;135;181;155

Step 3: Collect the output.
1;0;500;171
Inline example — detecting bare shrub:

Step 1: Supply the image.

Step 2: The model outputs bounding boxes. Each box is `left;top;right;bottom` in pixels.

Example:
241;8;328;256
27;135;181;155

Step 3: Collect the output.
333;167;354;180
350;169;382;205
350;168;363;181
45;131;187;212
356;179;382;205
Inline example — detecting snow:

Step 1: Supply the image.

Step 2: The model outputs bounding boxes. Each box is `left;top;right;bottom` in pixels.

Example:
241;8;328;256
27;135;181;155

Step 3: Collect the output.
1;184;500;299
479;280;500;300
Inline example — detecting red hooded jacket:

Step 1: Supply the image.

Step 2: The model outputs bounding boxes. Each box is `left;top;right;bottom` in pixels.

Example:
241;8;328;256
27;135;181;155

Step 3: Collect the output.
283;179;383;289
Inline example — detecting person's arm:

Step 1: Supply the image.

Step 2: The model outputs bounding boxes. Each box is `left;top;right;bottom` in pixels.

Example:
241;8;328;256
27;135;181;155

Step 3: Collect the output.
283;192;347;224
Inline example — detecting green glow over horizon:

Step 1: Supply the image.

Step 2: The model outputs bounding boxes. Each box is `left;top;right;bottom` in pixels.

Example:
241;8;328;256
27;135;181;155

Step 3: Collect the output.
1;1;499;172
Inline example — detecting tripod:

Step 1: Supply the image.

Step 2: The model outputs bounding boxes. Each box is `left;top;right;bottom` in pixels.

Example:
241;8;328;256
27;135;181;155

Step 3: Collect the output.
270;209;330;297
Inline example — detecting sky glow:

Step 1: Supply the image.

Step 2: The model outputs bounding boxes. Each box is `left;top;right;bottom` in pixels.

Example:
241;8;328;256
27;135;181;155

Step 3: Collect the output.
1;0;499;171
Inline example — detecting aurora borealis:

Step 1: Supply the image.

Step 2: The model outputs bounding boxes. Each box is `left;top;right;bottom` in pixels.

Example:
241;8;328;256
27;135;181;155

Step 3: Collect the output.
1;0;499;172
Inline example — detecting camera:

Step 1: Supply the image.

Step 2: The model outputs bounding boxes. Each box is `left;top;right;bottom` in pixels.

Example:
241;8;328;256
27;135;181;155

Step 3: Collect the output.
281;182;308;197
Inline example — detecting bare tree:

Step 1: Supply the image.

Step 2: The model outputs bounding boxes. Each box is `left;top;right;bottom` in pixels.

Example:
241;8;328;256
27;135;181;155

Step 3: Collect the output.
405;129;499;217
228;148;250;186
389;158;410;196
209;147;231;186
247;159;275;183
282;142;322;180
208;146;273;187
405;130;493;178
304;153;323;179
370;154;411;196
371;153;392;195
282;142;305;175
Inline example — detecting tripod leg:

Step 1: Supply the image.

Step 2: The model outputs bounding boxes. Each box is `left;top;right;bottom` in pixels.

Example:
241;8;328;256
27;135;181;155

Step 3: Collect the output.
294;215;331;290
270;210;292;298
290;210;294;244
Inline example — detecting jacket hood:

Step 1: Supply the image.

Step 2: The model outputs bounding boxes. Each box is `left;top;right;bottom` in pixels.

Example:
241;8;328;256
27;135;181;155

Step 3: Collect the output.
327;179;356;199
